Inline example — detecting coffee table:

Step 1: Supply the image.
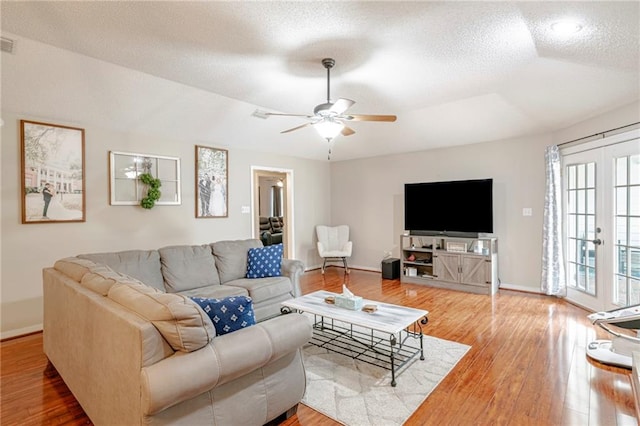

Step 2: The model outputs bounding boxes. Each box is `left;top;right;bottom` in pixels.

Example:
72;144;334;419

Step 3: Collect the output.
282;290;429;386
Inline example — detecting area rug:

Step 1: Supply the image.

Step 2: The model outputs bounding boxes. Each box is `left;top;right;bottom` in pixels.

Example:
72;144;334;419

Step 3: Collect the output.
301;332;470;426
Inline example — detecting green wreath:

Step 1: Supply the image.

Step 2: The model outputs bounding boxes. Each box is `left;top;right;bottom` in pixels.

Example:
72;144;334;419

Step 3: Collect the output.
139;173;162;209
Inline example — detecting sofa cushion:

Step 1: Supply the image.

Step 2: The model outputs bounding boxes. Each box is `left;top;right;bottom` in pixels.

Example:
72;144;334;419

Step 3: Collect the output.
81;265;145;296
178;285;248;300
159;245;221;293
259;217;271;231
78;250;165;291
223;276;292;303
211;239;263;283
53;257;98;281
269;216;283;232
246;244;283;278
108;281;215;352
190;296;256;336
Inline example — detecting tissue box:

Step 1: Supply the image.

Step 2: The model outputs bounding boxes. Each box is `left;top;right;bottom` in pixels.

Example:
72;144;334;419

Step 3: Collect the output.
335;294;364;311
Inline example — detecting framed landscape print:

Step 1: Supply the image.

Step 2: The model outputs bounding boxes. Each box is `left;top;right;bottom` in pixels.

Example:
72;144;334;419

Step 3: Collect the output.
20;120;85;224
195;145;228;218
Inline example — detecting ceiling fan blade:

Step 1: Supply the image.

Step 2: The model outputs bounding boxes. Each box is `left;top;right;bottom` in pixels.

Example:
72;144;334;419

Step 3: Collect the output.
341;126;356;136
329;98;355;115
345;114;397;122
266;112;313;118
281;122;313;134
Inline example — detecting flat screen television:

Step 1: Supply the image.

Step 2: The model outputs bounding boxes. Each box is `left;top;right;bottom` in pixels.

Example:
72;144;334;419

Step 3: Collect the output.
404;178;493;237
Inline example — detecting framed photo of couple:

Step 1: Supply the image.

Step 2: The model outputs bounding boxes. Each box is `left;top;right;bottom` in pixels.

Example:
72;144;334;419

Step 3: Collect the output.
20;120;86;224
195;145;228;218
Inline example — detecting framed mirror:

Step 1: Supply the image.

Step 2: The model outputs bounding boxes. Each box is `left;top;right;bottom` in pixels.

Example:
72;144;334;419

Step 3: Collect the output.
109;151;181;206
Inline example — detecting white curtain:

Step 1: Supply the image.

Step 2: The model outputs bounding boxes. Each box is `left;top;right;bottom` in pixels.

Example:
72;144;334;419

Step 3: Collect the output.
541;145;566;296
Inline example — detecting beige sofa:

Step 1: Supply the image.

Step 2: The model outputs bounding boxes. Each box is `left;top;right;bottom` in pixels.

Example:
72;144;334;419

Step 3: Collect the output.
43;239;312;425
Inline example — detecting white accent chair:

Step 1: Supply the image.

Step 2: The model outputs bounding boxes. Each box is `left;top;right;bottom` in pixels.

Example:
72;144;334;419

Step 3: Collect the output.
316;225;352;274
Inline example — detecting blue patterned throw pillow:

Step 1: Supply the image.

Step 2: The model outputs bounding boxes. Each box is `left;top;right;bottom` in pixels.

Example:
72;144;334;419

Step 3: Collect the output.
190;296;256;336
246;243;283;278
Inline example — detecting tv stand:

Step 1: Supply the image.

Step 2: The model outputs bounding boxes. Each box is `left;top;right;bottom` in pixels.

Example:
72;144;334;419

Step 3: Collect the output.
400;234;498;295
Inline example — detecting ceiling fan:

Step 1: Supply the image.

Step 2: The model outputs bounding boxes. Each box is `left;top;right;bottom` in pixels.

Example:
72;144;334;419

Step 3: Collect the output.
265;58;397;148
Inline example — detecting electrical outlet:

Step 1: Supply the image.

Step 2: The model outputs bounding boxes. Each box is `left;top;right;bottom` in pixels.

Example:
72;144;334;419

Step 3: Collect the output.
523;208;532;216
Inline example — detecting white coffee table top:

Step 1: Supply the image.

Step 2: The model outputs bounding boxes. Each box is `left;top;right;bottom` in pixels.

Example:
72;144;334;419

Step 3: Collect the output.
282;290;428;335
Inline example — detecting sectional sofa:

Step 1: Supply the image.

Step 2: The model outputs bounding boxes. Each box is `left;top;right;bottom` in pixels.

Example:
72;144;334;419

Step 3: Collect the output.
42;239;312;425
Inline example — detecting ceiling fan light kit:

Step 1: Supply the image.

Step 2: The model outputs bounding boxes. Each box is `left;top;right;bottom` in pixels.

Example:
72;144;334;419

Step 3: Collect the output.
266;57;397;159
315;118;344;140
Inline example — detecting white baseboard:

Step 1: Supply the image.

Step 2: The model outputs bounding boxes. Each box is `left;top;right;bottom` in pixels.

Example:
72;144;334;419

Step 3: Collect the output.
305;264;322;272
305;264;381;273
1;323;42;340
301;268;544;294
499;283;542;294
352;265;381;273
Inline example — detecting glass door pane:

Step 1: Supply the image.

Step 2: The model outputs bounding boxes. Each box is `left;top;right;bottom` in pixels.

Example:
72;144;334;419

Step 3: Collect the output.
566;162;597;296
614;154;640;305
563;131;640;312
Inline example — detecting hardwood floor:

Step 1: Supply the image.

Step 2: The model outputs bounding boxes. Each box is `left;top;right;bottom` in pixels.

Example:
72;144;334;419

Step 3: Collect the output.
1;268;637;425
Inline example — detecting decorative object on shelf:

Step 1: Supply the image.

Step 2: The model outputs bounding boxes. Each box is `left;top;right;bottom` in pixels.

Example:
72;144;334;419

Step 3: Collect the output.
20;120;85;224
109;151;181;206
407;254;416;261
139;173;162;209
324;295;335;304
196;145;228;218
446;241;468;253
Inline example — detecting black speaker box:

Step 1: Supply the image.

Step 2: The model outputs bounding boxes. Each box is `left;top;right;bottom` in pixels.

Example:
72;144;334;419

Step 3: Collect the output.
381;258;400;280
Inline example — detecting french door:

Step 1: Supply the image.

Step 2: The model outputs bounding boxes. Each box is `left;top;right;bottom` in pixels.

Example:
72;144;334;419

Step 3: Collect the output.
562;130;640;312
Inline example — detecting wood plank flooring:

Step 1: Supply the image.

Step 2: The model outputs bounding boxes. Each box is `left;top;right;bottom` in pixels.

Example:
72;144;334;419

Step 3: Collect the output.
1;268;637;425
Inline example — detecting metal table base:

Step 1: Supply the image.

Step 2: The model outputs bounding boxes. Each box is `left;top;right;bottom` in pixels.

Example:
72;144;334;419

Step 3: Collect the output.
308;314;428;386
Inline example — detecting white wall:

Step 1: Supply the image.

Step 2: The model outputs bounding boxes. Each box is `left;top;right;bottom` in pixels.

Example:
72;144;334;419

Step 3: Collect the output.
0;36;330;338
1;32;637;337
0;112;330;337
330;134;550;290
553;100;640;144
329;100;640;292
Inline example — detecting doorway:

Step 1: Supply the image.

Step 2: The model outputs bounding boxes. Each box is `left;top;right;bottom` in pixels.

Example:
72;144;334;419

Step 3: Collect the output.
251;167;294;258
562;130;640;311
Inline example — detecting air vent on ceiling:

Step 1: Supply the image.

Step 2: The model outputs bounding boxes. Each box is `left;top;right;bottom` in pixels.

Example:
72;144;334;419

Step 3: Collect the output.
1;37;15;54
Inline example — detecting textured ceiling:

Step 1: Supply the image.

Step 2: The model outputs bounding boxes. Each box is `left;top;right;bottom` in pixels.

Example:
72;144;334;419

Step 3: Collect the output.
1;1;639;161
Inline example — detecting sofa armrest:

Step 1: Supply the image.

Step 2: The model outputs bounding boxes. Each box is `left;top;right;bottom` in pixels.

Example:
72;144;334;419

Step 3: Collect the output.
281;258;305;297
260;230;273;246
342;241;353;256
141;314;312;415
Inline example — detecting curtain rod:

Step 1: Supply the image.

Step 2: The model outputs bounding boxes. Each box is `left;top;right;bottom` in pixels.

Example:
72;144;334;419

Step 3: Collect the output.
558;121;640;146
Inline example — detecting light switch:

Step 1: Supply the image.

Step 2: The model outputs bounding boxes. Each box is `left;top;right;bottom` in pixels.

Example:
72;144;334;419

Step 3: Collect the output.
523;208;532;216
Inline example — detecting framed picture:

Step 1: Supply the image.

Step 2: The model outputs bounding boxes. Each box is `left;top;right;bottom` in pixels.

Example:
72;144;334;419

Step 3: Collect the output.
20;120;85;224
195;145;228;218
109;151;181;206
